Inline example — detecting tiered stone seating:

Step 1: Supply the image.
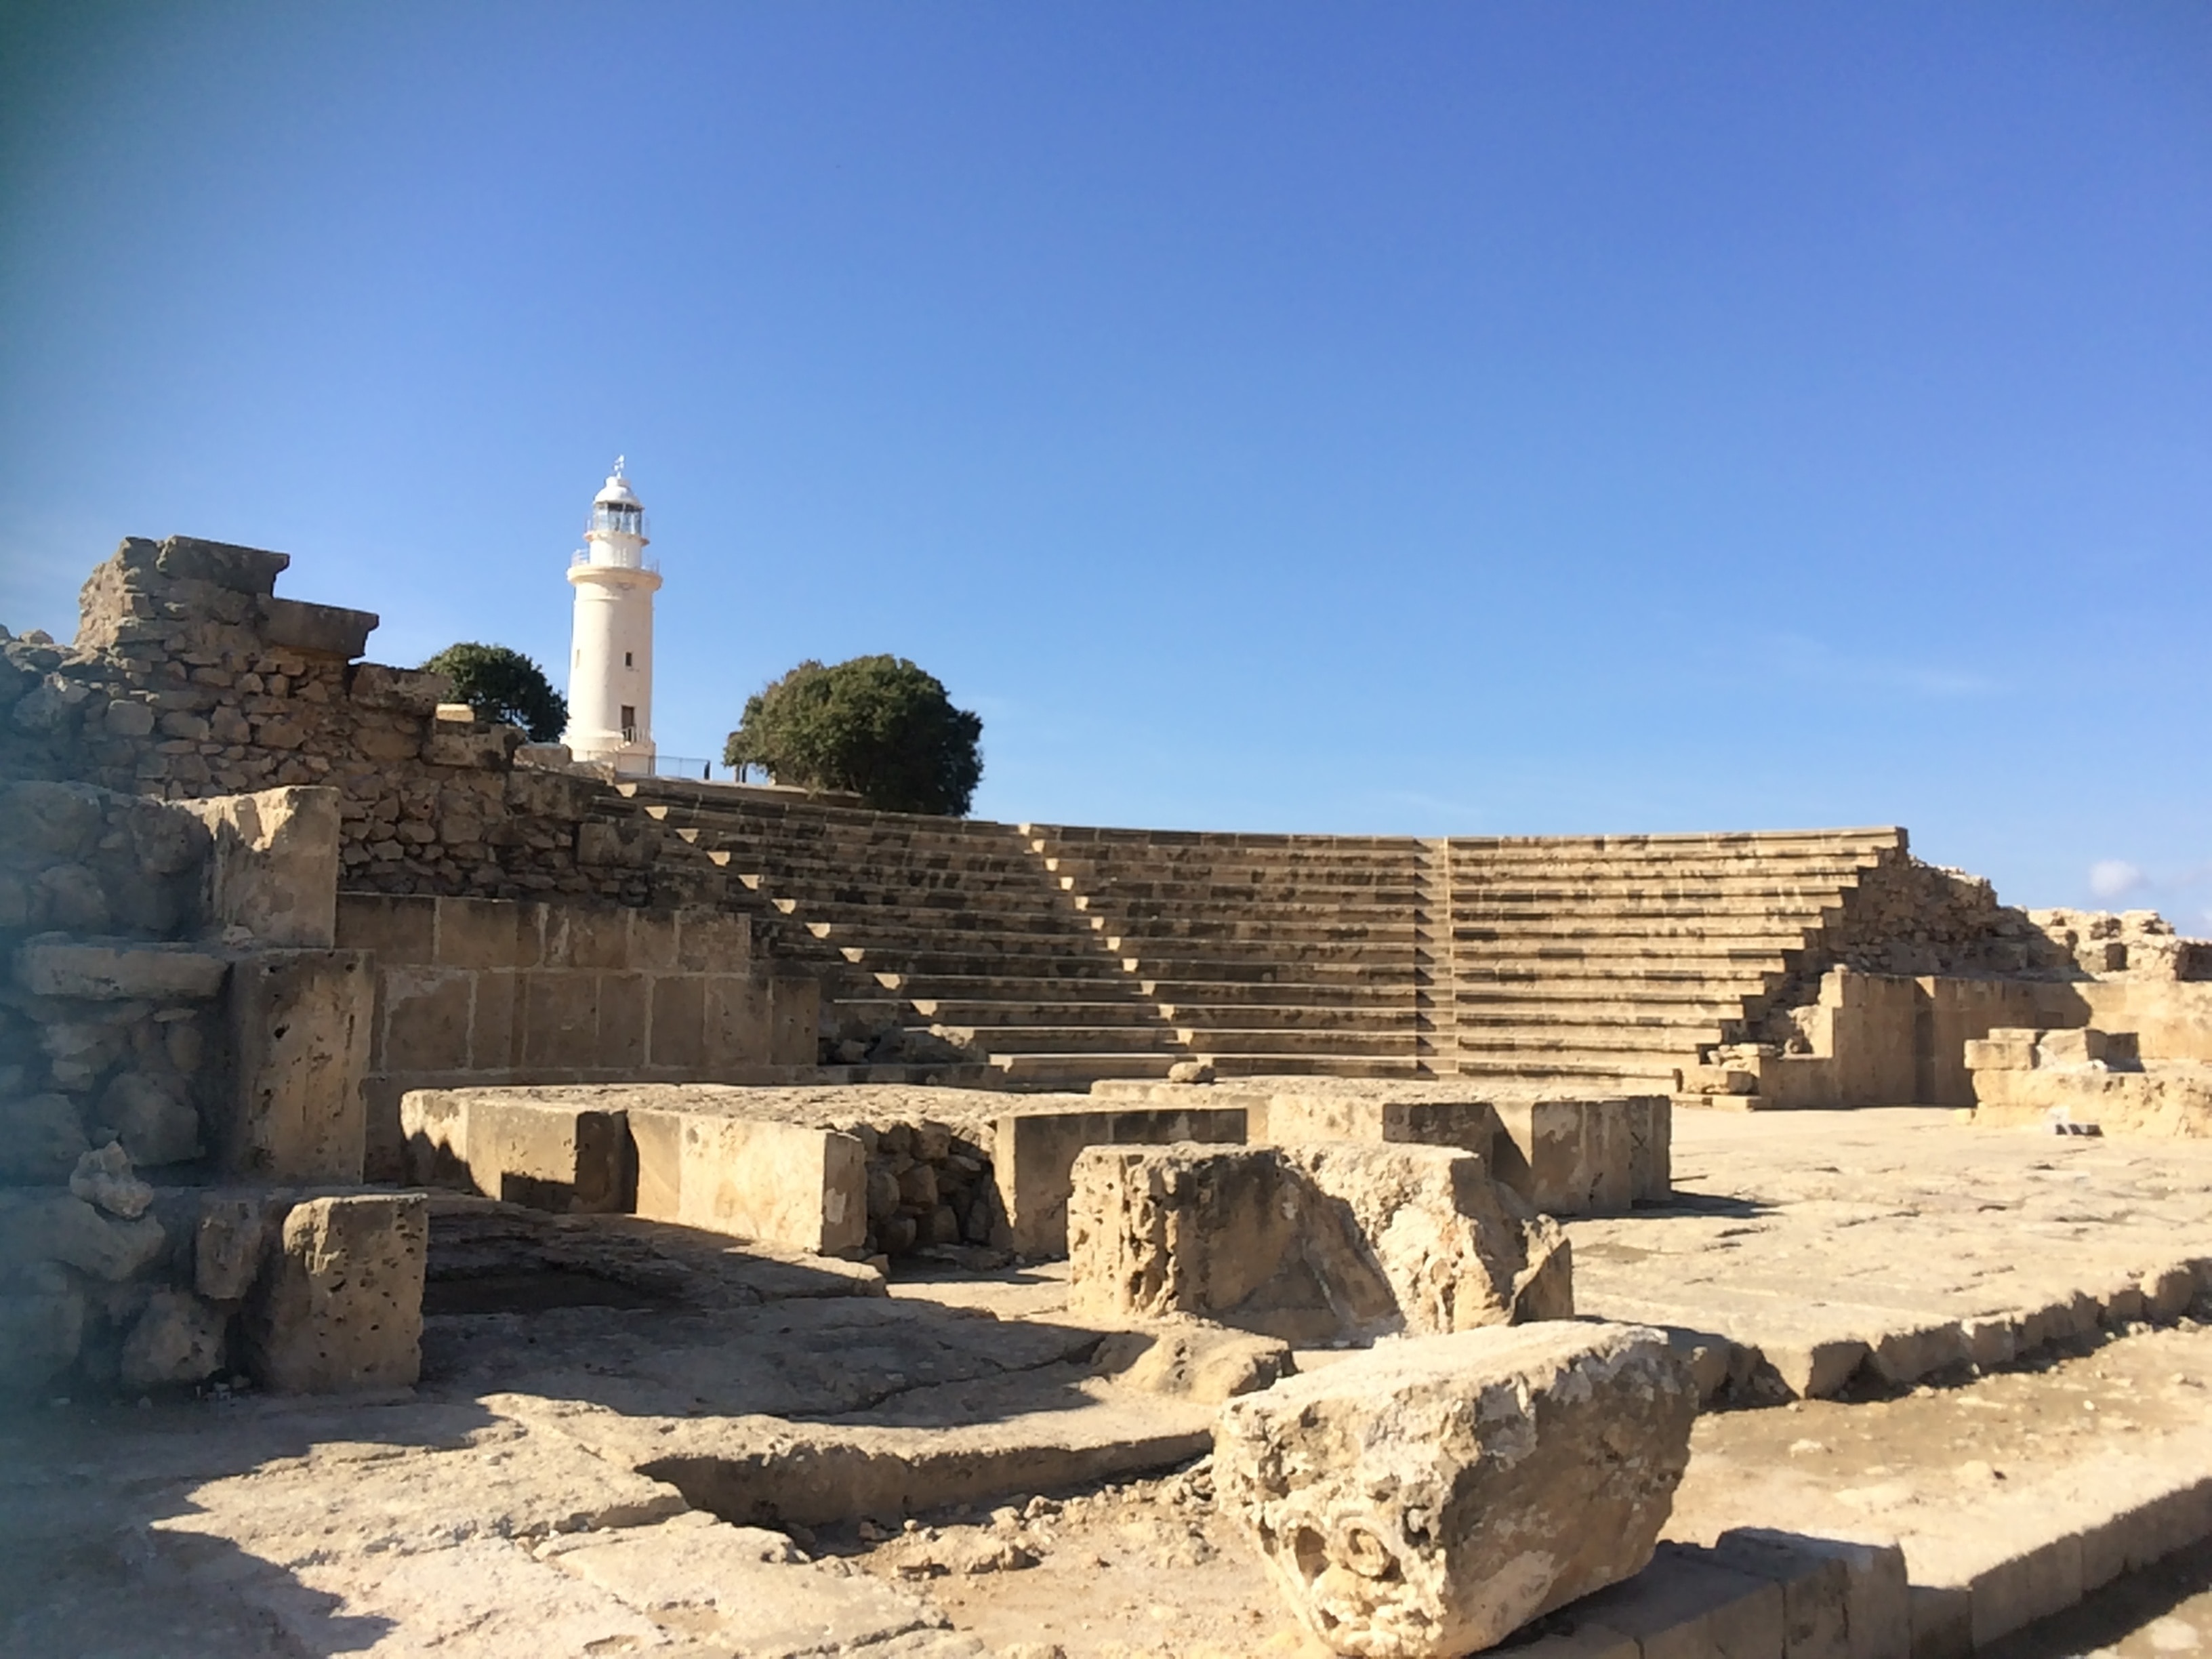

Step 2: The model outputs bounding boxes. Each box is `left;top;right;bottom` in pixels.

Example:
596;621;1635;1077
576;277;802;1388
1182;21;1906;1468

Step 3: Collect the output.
606;784;1906;1094
1444;829;1905;1087
618;782;1188;1084
1021;826;1429;1078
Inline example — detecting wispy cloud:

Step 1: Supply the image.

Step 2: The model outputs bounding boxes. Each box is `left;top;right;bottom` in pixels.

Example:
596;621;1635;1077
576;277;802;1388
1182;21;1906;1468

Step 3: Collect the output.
1747;632;2003;699
2089;859;2146;899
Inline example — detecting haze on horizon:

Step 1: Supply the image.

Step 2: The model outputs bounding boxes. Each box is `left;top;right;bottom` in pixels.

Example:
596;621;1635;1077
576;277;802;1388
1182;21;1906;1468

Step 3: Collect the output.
1;3;2207;922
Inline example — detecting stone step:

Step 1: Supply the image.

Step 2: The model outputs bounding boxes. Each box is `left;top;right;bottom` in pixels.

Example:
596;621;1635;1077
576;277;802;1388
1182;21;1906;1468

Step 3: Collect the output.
1448;1054;1686;1084
1067;878;1425;904
728;857;1069;893
1200;1052;1429;1078
1183;1025;1421;1057
1453;937;1800;962
905;997;1166;1026
1454;990;1746;1021
1120;955;1420;985
1136;976;1421;1006
1450;895;1849;922
714;843;1050;879
878;967;1147;997
1108;937;1414;968
779;901;1093;939
1093;915;1420;943
867;948;1134;981
1453;916;1817;941
806;921;1113;958
1454;960;1788;989
926;1023;1184;1056
1027;824;1416;852
1157;1002;1421;1031
1452;1010;1725;1040
987;1051;1191;1082
1456;1027;1713;1059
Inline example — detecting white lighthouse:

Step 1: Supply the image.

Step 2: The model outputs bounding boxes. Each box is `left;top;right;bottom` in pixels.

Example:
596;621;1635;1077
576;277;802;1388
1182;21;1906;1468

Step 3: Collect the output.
562;457;662;773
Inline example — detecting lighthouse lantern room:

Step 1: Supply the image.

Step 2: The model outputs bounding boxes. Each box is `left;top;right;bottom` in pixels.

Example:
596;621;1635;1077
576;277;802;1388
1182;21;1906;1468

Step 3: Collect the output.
562;457;662;773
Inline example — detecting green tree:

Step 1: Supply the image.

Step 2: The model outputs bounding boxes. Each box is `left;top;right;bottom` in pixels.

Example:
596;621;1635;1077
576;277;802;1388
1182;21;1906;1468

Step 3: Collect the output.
421;643;568;742
724;655;983;815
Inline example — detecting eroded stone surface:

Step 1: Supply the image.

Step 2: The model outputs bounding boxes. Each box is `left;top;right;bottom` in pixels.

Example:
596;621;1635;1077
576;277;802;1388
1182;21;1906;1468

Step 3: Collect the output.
1066;1141;1569;1344
1213;1322;1698;1658
246;1191;428;1392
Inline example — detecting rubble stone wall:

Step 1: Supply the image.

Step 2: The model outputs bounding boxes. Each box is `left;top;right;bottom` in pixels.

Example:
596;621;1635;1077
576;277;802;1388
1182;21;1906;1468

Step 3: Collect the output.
0;535;710;906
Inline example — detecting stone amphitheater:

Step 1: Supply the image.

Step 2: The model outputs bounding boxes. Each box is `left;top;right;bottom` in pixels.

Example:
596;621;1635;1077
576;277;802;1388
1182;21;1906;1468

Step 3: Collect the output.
7;533;2212;1659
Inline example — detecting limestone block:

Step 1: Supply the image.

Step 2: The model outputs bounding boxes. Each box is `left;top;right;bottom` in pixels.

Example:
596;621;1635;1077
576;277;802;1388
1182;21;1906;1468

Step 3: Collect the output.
1090;1321;1294;1404
435;897;539;970
380;966;474;1073
767;973;819;1068
630;1107;866;1256
1711;1528;1910;1659
0;1192;166;1282
333;892;436;964
423;724;522;769
0;1263;84;1391
1964;1031;2039;1072
1214;1323;1698;1658
413;1089;636;1214
994;1104;1251;1257
245;1191;428;1393
69;1142;153;1218
1067;1142;1570;1343
120;1288;228;1389
1490;1097;1637;1216
152;534;290;594
0;1092;89;1181
220;949;373;1183
197;1191;280;1301
347;661;449;713
101;1071;203;1167
258;595;377;659
0;780;105;859
15;940;228;1002
398;1089;472;1188
180;786;340;948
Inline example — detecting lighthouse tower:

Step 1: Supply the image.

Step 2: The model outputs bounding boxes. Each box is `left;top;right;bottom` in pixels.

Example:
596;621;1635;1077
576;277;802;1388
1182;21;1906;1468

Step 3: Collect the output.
562;457;662;773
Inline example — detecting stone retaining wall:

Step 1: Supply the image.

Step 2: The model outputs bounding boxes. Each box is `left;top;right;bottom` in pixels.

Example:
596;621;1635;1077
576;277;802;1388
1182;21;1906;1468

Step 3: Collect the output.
339;893;817;1181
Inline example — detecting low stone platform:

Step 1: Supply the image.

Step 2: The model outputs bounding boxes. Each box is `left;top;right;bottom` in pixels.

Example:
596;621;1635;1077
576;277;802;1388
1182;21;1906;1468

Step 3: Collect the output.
1568;1107;2212;1399
1091;1074;1671;1214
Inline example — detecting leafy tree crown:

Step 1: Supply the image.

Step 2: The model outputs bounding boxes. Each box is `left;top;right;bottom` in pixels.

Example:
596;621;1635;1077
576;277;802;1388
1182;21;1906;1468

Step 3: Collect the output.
420;643;568;743
723;655;983;815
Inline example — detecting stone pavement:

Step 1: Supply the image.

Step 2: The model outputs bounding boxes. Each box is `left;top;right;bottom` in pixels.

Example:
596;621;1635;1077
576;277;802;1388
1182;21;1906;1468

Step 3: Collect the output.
1570;1107;2212;1399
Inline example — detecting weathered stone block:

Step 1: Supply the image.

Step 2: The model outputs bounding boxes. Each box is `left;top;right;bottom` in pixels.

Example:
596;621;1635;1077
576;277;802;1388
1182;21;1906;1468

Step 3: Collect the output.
334;893;437;964
180;786;340;948
630;1107;865;1255
245;1191;428;1393
220;949;373;1183
120;1288;228;1390
258;595;377;659
675;907;752;972
647;975;706;1069
470;968;519;1069
153;535;289;594
1067;1141;1570;1343
436;897;535;969
994;1104;1251;1257
197;1191;280;1300
596;972;649;1071
702;973;769;1067
768;974;819;1068
0;1191;166;1281
102;1071;203;1167
70;1141;153;1216
1214;1323;1698;1658
381;966;474;1073
546;905;632;969
402;1089;636;1213
16;940;229;1002
522;970;599;1069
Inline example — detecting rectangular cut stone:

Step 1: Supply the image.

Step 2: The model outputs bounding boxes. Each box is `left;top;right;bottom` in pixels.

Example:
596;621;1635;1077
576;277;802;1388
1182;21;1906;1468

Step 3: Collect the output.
629;1107;865;1256
1214;1323;1698;1658
380;966;473;1073
1067;1141;1570;1343
522;970;599;1069
402;1089;638;1213
16;941;229;1002
766;974;819;1067
220;949;373;1183
180;786;340;948
335;893;436;964
245;1192;427;1393
648;975;707;1069
436;897;535;970
993;1105;1251;1257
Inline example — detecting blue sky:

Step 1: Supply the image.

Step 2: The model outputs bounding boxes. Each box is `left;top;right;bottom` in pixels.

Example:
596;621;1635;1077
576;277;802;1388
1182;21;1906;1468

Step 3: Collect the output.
3;3;2207;922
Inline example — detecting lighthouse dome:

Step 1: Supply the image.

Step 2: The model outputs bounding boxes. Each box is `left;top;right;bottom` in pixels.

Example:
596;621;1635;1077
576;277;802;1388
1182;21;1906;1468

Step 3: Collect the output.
594;457;642;510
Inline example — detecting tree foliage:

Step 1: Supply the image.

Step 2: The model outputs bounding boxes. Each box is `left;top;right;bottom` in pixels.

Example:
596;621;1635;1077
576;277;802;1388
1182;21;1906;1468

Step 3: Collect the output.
723;655;983;815
421;643;568;743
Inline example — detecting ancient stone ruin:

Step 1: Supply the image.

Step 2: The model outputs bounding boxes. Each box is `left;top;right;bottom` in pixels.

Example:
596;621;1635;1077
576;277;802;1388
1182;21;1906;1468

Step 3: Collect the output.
7;532;2212;1657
